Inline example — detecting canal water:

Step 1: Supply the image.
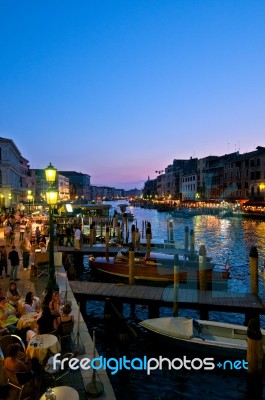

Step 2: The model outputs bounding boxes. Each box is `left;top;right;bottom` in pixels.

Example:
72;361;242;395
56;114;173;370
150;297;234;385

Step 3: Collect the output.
80;201;265;400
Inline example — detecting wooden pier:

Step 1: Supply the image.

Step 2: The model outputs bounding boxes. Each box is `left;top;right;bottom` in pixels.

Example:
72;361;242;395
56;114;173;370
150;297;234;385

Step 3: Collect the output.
69;281;265;315
55;244;194;257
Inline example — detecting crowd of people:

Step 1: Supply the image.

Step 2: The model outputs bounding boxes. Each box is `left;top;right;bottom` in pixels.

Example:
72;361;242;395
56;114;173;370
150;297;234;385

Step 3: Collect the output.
0;210;84;282
0;282;73;336
0;281;74;397
0;211;78;399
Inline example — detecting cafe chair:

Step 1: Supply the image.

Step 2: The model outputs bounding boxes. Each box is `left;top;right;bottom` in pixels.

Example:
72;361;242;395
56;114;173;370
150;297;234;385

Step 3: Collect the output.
0;334;26;358
44;352;75;384
7;370;35;400
58;320;75;345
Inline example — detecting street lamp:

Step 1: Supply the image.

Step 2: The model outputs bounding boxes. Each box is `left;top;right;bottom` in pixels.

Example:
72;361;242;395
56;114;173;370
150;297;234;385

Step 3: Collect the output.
27;190;34;213
45;163;59;291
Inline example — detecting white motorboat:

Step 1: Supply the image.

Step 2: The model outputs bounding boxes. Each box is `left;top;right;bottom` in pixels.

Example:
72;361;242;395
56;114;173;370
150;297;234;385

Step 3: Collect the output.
139;317;265;358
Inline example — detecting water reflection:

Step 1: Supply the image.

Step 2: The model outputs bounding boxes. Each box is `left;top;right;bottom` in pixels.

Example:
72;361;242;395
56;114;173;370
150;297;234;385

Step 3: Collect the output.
79;202;265;400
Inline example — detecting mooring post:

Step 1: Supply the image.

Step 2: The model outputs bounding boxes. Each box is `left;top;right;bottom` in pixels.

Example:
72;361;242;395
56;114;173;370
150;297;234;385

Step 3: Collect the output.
112;217;115;238
249;245;259;295
199;244;208;320
129;242;135;285
105;227;109;262
247;318;263;377
146;222;152;257
190;229;195;258
125;216;129;243
89;223;94;246
131;224;136;248
199;245;207;291
135;228;141;251
148;304;159;319
184;226;189;252
173;254;179;317
169;221;174;243
92;221;96;244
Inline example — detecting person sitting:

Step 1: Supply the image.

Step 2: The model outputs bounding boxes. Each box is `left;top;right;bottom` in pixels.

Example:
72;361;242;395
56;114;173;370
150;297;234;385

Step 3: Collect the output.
36;306;54;334
6;281;22;309
21;292;40;315
49;291;62;317
39;241;47;252
4;343;29;370
54;302;74;333
0;296;19;333
4;343;35;394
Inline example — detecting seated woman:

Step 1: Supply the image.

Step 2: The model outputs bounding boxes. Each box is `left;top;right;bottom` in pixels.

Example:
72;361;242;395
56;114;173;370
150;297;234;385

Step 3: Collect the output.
49;291;62;317
36;306;54;334
4;343;35;391
6;281;21;309
21;292;40;315
0;296;19;333
54;302;74;333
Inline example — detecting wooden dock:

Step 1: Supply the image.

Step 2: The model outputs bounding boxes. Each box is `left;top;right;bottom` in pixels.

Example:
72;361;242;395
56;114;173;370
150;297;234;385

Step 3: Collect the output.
69;281;265;315
55;244;194;257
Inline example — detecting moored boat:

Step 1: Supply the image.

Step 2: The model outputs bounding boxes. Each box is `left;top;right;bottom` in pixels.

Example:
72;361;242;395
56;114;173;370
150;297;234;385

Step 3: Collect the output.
89;252;229;287
139;317;265;358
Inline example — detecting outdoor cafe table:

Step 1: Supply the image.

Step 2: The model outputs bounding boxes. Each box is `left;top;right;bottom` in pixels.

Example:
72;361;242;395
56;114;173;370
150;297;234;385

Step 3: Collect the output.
16;312;39;330
26;333;61;364
40;386;79;400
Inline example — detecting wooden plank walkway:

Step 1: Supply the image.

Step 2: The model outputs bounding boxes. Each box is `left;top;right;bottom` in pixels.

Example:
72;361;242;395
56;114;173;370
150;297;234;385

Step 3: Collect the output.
54;244;192;257
69;281;265;315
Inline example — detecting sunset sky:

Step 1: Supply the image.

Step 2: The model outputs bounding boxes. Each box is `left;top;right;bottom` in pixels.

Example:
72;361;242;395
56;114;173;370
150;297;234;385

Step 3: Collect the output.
1;1;264;189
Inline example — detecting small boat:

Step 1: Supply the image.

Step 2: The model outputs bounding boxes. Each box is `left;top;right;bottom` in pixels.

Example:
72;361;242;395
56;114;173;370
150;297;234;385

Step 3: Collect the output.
89;252;229;287
139;317;265;358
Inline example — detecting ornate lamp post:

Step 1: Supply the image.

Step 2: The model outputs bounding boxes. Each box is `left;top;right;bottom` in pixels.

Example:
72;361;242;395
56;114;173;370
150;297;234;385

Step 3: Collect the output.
27;190;34;213
45;163;59;291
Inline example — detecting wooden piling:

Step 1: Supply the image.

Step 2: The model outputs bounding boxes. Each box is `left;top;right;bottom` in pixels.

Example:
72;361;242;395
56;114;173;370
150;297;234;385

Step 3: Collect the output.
247;318;263;376
190;229;195;258
249;246;259;295
125;216;129;243
148;304;159;319
131;224;136;247
169;221;174;242
129;242;135;285
199;245;208;319
89;223;94;246
105;227;110;262
146;223;152;257
184;226;189;252
135;228;140;251
92;221;96;244
173;254;179;317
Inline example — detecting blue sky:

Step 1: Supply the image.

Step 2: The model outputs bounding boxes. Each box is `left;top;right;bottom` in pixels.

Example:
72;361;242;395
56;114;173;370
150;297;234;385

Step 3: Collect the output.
0;1;265;189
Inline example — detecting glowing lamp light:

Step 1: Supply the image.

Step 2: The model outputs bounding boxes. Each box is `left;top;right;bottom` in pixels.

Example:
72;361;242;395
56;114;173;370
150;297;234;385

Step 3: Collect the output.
46;187;58;205
45;162;57;184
